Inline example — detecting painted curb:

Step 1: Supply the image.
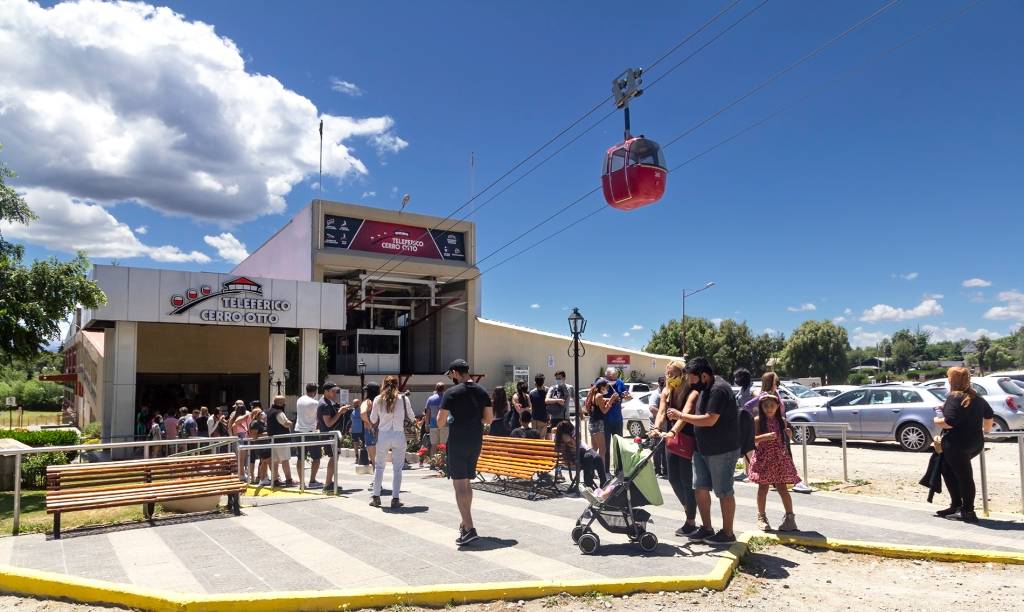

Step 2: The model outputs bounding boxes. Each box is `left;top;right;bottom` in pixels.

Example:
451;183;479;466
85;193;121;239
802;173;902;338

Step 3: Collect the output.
1;532;1020;610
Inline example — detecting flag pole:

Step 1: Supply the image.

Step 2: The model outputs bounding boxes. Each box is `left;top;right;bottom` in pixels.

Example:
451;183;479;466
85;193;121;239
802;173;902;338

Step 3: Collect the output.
318;119;324;198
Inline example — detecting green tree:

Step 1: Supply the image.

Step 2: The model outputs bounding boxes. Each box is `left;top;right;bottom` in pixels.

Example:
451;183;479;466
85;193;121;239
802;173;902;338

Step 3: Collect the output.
0;145;106;361
644;317;717;361
781;320;850;383
891;337;916;373
711;319;755;378
1014;328;1024;368
751;332;785;376
975;336;992;374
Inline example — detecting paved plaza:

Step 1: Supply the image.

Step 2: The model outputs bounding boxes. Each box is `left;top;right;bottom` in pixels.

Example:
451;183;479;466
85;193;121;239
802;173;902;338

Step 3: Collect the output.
1;461;1022;595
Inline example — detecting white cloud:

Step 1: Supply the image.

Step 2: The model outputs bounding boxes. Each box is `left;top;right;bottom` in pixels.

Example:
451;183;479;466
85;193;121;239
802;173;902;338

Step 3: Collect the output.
962;278;992;288
893;272;918;280
859;298;943;323
530;303;540;310
630;324;643;331
983;290;1024;322
202;232;249;263
601;333;610;338
622;332;631;338
843;308;853;316
851;327;889;347
923;293;944;300
1;187;210;263
710;318;723;326
134;225;147;235
361;191;376;199
787;303;816;312
329;77;363;97
833;316;846;323
763;328;778;335
0;0;406;224
921;325;1003;342
968;292;986;303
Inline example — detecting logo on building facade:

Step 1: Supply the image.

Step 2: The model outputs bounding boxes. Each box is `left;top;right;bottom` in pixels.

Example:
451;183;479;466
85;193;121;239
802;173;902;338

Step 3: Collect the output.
169;276;290;324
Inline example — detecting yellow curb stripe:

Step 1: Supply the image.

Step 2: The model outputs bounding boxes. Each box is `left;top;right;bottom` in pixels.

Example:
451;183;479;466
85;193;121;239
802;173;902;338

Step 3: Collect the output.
1;531;1021;610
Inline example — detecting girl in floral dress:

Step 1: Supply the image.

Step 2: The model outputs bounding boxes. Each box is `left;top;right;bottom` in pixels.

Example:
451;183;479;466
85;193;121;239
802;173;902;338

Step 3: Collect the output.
748;394;800;532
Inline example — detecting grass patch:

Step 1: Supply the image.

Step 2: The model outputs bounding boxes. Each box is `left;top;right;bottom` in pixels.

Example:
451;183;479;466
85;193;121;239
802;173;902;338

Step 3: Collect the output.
0;410;63;428
746;535;775;553
0;490;146;536
811;479;870;491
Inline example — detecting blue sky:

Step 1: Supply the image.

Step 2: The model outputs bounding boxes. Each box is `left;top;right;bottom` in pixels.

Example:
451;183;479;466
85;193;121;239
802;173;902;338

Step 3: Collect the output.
3;0;1023;349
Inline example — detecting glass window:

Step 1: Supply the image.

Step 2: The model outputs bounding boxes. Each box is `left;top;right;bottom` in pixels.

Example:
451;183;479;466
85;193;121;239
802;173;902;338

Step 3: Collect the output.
971;383;987;396
869;390;894;405
998;379;1024;396
896;390;922;403
628;139;666;168
639;394;650;405
632;384;650;393
831;389;869;406
609;149;627;172
930;389;948;401
358;333;399;354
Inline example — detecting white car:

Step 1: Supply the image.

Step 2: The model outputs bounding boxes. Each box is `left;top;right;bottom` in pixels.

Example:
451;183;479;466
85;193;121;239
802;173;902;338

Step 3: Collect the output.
781;382;829;409
814;385;859;398
620;391;656;438
990;370;1024;387
926;376;1024;434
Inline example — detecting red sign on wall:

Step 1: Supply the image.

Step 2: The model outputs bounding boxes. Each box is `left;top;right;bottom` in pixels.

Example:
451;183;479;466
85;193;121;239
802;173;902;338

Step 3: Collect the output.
606;354;631;366
324;215;466;261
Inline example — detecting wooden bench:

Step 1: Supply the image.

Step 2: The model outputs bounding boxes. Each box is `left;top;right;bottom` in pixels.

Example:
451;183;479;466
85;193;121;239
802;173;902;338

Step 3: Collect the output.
46;453;245;539
476;435;560;499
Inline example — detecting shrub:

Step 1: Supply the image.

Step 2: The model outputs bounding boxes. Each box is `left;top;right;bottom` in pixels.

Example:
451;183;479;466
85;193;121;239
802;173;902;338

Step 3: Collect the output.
0;429;80;447
848;372;869;385
20;451;68;489
82;421;101;440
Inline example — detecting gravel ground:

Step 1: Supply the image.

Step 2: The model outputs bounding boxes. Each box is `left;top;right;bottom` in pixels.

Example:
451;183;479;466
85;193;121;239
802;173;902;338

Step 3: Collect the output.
4;545;1023;611
794;439;1023;513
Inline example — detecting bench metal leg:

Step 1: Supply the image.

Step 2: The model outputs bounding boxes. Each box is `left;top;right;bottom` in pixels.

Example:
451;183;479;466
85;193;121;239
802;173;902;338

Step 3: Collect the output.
144;502;155;522
53;513;61;540
231;493;241;516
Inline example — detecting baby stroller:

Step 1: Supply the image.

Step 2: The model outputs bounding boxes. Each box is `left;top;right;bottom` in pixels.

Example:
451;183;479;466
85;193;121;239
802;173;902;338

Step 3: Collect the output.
572;435;665;554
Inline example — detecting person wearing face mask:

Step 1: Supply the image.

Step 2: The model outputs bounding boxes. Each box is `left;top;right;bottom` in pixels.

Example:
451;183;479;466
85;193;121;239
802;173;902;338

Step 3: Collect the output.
545;370;573;431
650;375;668;477
673;357;740;546
650;362;699;535
436;359;493;547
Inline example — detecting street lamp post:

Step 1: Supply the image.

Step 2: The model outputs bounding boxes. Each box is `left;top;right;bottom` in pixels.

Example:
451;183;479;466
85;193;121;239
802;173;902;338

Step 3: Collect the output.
681;282;716;359
568;307;587;494
357;359;367;399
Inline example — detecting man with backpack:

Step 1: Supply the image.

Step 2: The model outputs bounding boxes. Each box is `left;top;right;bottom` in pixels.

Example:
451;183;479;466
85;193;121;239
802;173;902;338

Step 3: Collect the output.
177;406;196;440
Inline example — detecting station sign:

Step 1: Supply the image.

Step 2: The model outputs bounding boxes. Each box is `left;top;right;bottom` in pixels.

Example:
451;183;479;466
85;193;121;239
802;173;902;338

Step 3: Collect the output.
168;276;291;325
323;214;466;262
606;354;631;366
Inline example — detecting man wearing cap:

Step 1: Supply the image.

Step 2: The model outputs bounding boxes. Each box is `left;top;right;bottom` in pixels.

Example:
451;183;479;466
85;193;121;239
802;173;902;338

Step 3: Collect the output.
437;359;493;546
317;382;352;491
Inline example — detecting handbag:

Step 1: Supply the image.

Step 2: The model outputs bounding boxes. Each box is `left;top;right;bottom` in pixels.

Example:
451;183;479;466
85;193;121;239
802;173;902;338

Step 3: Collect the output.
666;429;695;459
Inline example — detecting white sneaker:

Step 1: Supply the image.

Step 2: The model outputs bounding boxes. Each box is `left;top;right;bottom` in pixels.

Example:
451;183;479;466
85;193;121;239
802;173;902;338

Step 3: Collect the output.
258;478;272;486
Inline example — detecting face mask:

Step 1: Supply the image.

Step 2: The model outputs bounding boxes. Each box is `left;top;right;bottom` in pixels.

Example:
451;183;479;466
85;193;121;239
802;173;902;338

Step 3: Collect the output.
666;376;682;389
555;378;564;384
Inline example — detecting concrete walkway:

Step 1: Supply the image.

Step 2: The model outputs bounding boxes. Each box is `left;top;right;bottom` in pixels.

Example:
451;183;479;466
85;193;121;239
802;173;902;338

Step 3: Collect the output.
0;461;1021;595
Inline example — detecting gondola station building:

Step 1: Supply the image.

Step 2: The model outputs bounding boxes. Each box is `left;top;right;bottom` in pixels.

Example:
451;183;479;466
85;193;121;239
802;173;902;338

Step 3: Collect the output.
66;199;678;440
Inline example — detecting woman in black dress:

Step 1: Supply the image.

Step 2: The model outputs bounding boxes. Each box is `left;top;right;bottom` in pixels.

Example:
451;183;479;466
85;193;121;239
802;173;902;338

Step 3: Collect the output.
933;367;994;523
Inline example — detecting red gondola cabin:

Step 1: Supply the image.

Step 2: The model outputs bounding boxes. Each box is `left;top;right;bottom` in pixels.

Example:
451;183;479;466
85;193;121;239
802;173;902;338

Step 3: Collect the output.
601;137;667;210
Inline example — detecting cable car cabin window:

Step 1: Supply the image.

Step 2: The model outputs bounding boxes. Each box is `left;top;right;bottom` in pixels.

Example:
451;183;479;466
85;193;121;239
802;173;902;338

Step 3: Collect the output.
358;334;400;355
629;140;666;168
609;149;627;173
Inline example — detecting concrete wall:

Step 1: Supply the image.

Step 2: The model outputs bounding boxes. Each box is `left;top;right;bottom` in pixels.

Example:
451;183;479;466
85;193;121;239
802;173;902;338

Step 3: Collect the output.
473;318;680;389
136;323;271;407
232;204;313;281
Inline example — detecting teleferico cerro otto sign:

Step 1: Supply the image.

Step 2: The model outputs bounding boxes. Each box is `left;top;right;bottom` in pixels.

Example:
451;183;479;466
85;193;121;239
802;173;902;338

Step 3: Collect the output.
168;276;291;324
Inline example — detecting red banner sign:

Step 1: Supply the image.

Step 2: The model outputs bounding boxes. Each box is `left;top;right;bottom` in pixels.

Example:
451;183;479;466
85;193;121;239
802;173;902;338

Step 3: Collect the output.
606;354;631;366
324;215;466;261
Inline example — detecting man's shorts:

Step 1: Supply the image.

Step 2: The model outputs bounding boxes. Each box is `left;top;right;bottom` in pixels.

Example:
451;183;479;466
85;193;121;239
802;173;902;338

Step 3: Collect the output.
303;443;324;461
693;448;740;497
271;445;290;463
429;424;448;447
587;418;605;435
447;441;481;480
363;428;377;447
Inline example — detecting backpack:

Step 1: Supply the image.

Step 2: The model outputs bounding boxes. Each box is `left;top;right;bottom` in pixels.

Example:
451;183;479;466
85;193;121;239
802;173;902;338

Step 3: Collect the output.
177;417;190;439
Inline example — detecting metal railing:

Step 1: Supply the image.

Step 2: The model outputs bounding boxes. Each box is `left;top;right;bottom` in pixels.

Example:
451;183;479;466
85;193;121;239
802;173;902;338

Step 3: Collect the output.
790;422;851;488
977;431;1024;517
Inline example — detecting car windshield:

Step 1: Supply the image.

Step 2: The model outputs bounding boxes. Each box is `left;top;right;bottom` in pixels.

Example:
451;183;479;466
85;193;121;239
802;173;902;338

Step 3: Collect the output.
787;383;822;398
929;389;948;401
997;378;1024;396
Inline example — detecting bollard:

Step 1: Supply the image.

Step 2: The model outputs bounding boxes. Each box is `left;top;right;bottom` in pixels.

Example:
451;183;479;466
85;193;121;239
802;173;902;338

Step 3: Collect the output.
801;426;809;485
979;443;989;518
841;426;848;482
13;452;21;535
298;434;306;493
332;438;339;496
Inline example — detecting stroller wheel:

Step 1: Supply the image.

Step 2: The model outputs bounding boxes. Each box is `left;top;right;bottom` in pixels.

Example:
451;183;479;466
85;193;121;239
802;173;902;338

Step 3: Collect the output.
578;532;600;555
638;532;659;553
571;525;586;544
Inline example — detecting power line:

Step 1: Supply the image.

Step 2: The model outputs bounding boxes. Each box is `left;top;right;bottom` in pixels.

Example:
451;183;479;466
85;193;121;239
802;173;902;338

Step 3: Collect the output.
459;0;987;285
440;0;902;288
360;0;754;283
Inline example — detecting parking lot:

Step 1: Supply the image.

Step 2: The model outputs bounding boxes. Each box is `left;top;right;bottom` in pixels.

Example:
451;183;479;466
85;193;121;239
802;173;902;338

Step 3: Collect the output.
792;438;1023;514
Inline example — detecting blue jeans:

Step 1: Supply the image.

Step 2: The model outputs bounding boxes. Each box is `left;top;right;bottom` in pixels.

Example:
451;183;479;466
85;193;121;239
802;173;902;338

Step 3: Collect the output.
693;448;740;497
666;452;696;521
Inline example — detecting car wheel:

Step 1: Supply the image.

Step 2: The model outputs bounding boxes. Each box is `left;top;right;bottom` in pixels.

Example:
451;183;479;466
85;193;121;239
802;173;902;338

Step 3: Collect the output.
578;532;600;555
627;421;645;438
792;424;815;444
897;423;929;452
986;417;1008;440
638;532;659;553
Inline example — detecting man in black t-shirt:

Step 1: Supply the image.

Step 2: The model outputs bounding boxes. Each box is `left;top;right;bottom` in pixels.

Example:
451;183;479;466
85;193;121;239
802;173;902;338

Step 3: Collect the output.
316;382;351;492
528;374;549;436
675;357;740;546
437;359;493;547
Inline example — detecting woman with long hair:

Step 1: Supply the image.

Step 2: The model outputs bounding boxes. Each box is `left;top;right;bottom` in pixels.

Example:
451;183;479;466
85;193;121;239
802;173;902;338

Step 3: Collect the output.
512;381;531;416
554;421;607;489
228;400;251;481
584;378;616;466
933;367;994;523
650;360;700;536
368;375;416;508
360;382;380;467
489;386;511;436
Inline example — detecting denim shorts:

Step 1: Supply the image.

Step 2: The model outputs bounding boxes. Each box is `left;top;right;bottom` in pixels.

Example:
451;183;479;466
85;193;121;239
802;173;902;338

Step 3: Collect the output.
587;419;605;434
693;448;740;497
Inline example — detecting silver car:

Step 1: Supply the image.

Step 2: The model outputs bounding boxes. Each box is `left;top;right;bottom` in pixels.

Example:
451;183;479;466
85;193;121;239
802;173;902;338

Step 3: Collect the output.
788;385;943;452
928;376;1024;434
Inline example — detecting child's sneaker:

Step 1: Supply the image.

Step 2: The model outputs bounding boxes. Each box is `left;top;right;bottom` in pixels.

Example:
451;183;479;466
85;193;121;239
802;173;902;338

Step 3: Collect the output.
778;513;798;532
757;513;771;531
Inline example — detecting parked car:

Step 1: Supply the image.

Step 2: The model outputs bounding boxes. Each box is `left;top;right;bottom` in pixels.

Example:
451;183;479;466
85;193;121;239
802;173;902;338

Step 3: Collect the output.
814;385;859;398
990;370;1024;387
927;376;1024;434
749;383;800;414
787;385;944;452
780;382;829;409
620;391;655;437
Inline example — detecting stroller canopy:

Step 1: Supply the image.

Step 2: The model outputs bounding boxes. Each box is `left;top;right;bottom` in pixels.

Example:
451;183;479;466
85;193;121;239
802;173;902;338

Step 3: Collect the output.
609;435;664;506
